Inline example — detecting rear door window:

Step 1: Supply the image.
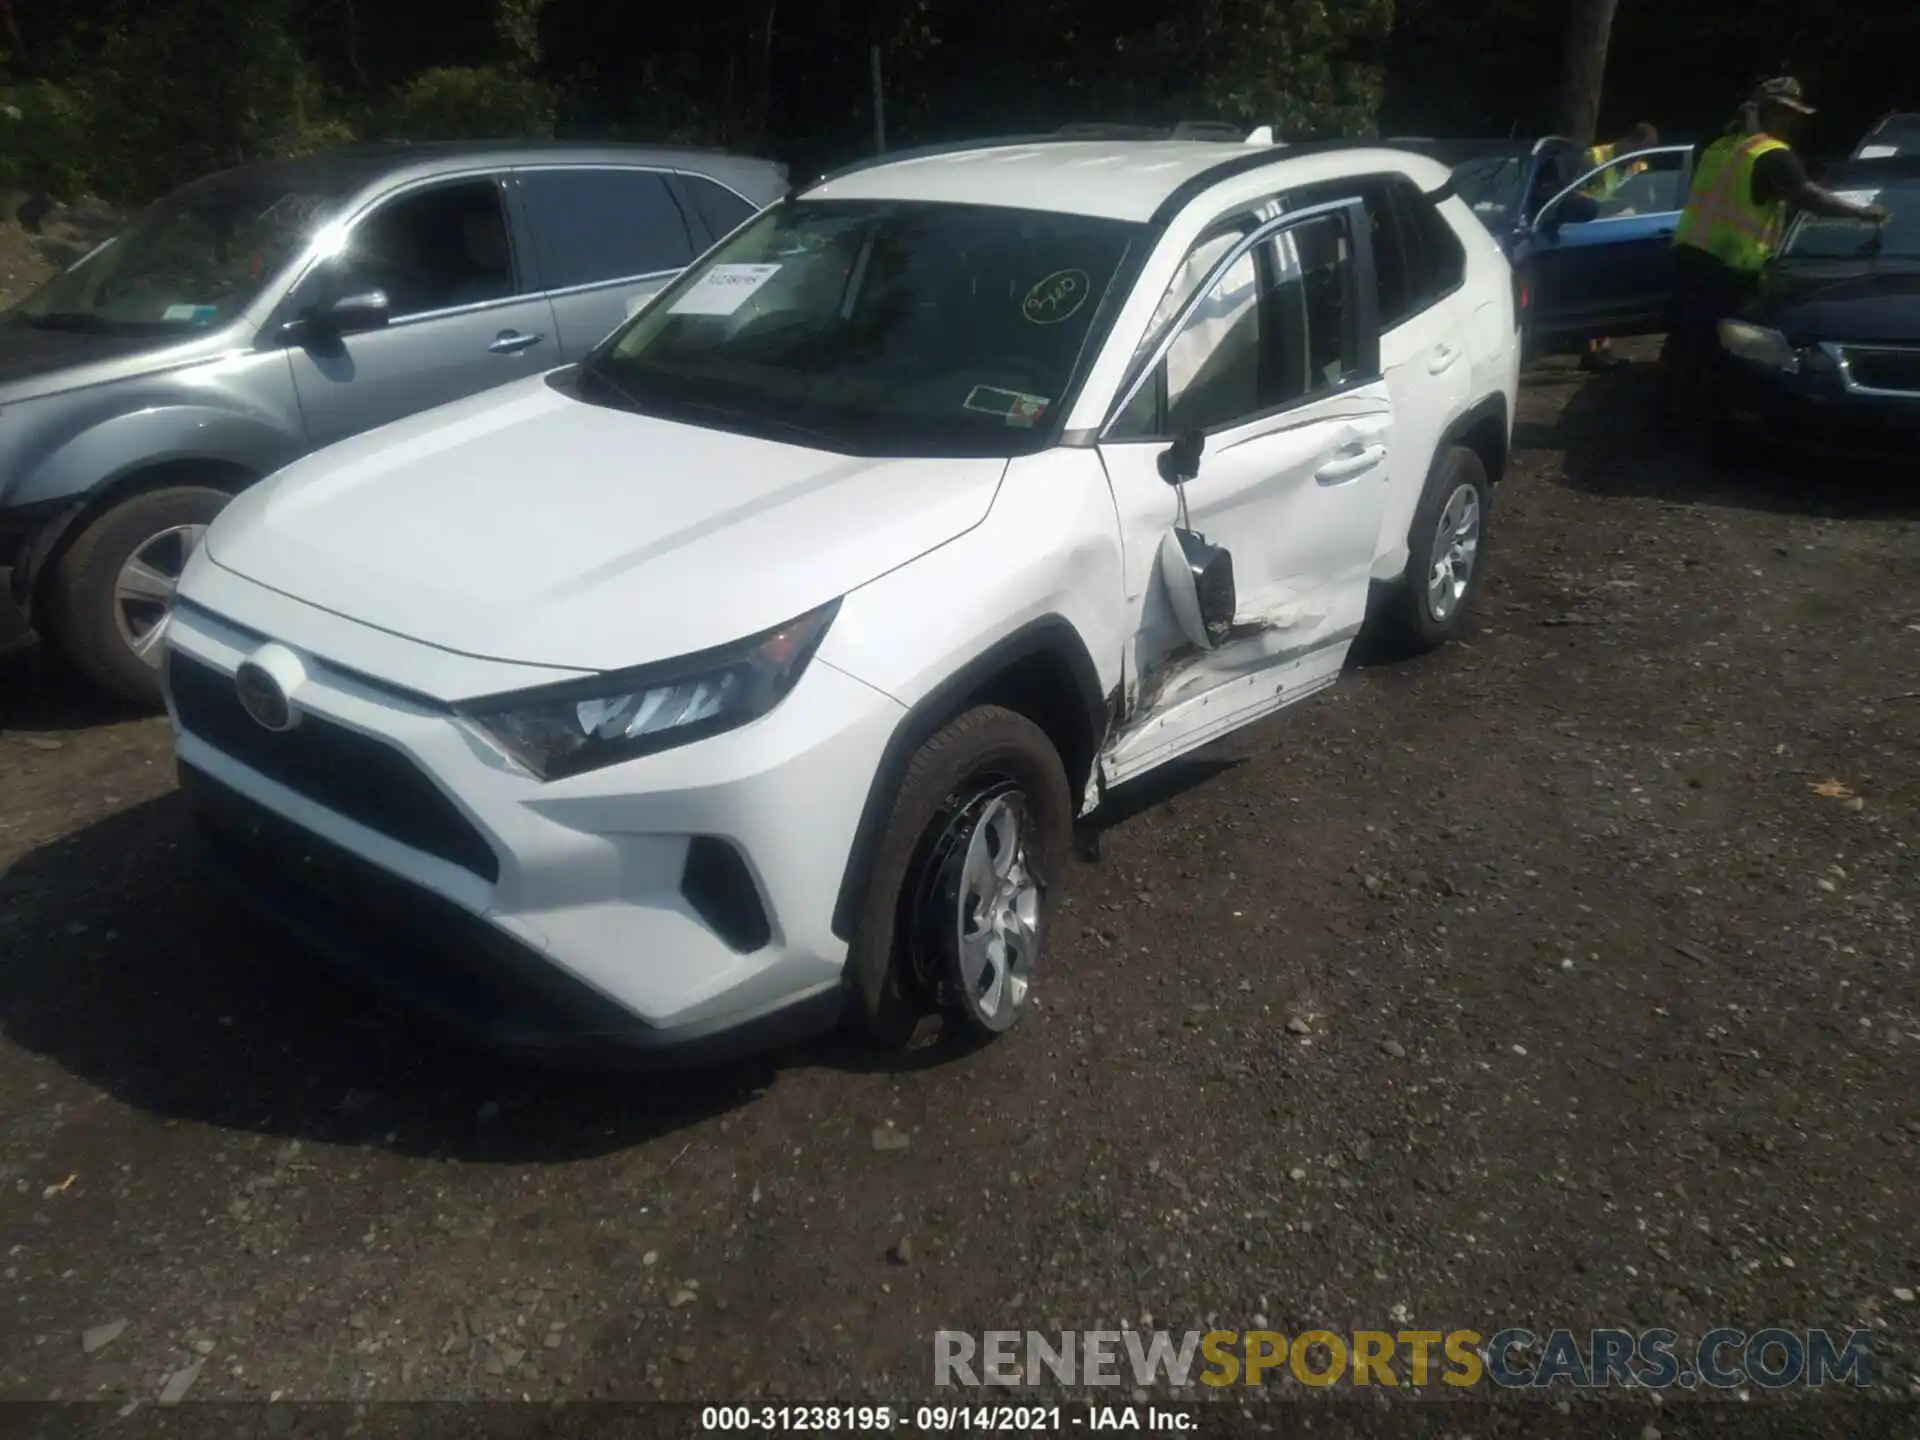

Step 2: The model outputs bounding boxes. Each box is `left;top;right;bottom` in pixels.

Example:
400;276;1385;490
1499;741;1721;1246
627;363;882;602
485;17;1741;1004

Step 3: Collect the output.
680;174;759;243
1285;177;1432;330
518;168;697;291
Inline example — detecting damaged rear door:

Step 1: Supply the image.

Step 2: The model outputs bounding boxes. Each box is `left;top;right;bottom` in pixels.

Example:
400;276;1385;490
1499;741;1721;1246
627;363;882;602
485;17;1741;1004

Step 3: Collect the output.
1095;196;1392;787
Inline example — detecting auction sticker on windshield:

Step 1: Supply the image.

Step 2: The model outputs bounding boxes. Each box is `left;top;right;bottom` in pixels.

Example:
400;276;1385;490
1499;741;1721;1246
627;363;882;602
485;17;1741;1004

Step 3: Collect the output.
964;385;1051;428
671;263;783;316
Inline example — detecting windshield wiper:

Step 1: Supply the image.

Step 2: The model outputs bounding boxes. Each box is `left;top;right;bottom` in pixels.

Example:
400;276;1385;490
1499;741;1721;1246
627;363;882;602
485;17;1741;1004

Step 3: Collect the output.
578;356;650;412
667;396;843;451
578;359;842;449
17;311;114;334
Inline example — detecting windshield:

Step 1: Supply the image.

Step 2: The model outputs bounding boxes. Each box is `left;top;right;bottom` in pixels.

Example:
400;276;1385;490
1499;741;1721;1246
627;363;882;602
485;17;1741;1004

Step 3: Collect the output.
1452;155;1530;227
1782;179;1920;262
582;199;1143;457
9;173;347;335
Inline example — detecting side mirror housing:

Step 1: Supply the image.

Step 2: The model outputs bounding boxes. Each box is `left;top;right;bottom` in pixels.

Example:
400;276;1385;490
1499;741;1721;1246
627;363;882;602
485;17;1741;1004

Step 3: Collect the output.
283;286;390;346
318;288;391;336
1157;428;1205;485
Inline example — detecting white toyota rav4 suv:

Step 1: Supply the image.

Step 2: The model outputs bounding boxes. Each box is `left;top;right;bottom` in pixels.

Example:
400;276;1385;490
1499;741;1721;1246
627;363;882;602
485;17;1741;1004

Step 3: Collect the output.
163;135;1520;1063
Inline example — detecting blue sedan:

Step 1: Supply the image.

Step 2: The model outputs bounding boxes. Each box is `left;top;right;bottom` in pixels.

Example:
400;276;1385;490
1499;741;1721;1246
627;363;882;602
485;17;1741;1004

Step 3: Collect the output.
1393;135;1700;356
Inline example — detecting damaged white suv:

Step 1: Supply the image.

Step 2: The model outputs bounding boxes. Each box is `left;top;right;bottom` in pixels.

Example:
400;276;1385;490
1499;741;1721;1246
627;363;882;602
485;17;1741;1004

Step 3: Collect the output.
164;134;1519;1062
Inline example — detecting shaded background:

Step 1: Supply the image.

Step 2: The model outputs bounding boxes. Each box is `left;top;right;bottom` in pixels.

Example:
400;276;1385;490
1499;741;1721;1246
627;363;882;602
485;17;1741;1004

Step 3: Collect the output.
1;0;1915;206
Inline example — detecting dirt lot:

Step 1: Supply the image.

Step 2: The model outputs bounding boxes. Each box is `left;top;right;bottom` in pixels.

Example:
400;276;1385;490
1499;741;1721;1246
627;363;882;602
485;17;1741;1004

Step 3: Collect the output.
1;339;1917;1427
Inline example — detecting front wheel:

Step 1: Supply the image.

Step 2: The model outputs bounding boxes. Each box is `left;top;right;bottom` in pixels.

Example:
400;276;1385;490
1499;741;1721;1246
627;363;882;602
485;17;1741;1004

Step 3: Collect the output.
846;705;1072;1050
44;485;231;707
1381;445;1491;654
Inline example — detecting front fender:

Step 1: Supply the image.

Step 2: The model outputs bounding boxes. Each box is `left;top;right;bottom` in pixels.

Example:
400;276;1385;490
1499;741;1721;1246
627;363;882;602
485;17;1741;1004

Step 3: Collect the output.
8;402;301;511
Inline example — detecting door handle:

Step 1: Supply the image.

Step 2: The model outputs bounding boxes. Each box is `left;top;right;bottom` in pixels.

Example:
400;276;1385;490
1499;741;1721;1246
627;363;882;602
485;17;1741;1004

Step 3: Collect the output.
1315;442;1387;485
488;329;545;355
1428;343;1461;375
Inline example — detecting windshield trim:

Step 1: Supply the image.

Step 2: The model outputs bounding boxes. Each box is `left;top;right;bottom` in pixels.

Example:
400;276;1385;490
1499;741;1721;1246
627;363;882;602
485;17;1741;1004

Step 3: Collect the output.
1780;185;1920;265
579;196;1152;458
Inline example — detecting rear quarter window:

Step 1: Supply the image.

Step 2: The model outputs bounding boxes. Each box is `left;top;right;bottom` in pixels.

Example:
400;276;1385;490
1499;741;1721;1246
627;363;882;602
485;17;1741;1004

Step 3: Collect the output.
680;174;759;243
1393;181;1467;306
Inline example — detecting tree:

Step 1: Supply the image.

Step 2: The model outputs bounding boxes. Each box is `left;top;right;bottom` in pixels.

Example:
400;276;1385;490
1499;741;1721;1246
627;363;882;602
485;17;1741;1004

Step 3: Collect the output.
1557;0;1620;145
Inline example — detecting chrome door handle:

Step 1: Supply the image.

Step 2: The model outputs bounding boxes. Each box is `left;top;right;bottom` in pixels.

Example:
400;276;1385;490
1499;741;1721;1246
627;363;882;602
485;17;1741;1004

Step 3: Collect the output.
488;329;545;354
1428;343;1461;375
1315;442;1387;485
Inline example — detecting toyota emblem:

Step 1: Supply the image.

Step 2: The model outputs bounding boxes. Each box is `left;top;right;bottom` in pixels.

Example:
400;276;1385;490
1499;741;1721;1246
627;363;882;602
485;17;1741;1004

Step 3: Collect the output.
235;660;295;732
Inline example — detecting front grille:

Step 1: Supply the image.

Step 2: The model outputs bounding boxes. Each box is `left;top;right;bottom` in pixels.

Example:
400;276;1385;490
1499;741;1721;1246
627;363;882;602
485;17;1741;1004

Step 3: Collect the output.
1841;346;1920;396
169;651;500;883
183;763;641;1045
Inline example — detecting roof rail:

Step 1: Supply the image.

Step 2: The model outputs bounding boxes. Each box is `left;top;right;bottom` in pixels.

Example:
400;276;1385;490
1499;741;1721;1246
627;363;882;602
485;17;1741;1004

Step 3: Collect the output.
809;133;1078;188
1170;120;1252;141
805;132;1413;214
1050;121;1256;142
809;124;1270;188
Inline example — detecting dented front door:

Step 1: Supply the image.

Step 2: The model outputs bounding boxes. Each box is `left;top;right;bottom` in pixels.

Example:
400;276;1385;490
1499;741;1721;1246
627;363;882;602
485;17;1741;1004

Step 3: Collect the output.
1093;199;1393;787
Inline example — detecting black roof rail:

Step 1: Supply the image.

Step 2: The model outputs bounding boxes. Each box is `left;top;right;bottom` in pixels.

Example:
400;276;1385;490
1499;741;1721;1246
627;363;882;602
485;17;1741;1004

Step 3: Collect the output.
1053;122;1162;139
1141;137;1437;227
811;123;1270;189
809;133;1082;187
805;133;1427;221
1171;120;1252;141
1051;120;1251;141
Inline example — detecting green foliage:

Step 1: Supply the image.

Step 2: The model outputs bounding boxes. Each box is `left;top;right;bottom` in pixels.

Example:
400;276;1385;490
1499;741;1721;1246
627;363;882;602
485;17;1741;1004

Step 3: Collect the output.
81;0;354;200
386;64;555;141
495;0;549;68
0;79;91;197
1197;0;1393;137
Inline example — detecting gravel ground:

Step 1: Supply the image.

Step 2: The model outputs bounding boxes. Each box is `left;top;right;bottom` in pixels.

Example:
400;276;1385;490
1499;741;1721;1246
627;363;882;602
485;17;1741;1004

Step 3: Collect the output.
0;344;1917;1431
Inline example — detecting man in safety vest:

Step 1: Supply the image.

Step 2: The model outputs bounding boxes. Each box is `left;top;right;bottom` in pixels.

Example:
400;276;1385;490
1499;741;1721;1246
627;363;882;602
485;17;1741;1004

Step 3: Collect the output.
1659;77;1886;420
1579;121;1660;370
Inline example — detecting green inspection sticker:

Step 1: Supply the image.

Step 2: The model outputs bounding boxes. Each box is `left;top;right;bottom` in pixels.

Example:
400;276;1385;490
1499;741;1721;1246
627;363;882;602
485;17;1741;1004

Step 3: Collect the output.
964;385;1051;428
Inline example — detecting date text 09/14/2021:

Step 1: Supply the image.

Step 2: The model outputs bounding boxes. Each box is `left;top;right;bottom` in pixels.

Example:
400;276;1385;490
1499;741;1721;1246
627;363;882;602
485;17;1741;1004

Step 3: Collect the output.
699;1405;1192;1432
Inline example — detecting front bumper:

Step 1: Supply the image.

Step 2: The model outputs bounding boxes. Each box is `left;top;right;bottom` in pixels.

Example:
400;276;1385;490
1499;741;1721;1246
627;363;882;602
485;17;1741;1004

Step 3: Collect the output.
165;595;905;1062
1720;361;1920;459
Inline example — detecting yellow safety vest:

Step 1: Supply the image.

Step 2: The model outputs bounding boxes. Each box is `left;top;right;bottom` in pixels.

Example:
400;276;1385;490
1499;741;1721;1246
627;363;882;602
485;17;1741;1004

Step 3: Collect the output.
1581;142;1649;199
1673;133;1789;271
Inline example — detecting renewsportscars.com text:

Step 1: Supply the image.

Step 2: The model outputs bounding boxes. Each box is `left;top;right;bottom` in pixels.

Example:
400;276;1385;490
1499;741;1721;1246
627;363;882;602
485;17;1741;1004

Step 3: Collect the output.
934;1327;1874;1391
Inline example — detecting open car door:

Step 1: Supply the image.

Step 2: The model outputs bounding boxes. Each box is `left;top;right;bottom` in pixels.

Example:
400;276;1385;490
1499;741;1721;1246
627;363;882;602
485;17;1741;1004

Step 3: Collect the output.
1517;144;1696;348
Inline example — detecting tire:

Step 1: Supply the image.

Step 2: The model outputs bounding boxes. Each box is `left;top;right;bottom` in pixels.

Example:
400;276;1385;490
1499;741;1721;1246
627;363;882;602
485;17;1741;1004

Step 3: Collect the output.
44;484;232;707
1382;445;1491;654
846;705;1073;1050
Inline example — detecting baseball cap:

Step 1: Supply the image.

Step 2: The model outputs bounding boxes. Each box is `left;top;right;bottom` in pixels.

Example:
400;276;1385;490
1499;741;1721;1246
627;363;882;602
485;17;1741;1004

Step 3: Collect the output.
1755;76;1816;114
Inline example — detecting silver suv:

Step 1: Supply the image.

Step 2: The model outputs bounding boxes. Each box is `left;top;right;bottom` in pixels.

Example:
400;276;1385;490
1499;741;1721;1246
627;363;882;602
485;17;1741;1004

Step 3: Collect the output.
0;141;786;704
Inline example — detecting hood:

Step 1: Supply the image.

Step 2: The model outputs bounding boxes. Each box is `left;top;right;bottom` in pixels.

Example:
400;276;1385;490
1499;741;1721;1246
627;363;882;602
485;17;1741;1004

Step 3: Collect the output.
0;317;240;404
1753;263;1920;344
205;373;1009;674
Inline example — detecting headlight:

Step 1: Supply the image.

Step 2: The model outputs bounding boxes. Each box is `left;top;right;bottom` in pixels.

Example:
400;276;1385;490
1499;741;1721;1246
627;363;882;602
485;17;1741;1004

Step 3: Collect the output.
1717;319;1800;373
457;600;839;781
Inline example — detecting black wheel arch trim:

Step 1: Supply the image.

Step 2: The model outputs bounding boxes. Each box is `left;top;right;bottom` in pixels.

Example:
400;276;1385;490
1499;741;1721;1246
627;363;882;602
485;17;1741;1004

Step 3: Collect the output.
1440;392;1510;484
829;615;1107;943
16;459;255;619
